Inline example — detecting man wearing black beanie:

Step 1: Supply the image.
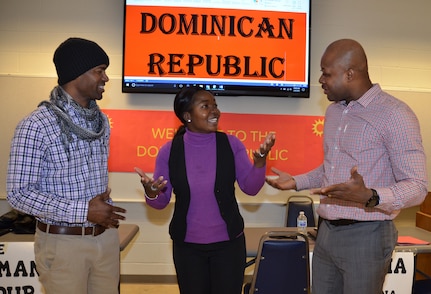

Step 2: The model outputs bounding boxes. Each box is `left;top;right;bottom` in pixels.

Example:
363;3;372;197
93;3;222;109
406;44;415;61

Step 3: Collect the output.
7;37;127;294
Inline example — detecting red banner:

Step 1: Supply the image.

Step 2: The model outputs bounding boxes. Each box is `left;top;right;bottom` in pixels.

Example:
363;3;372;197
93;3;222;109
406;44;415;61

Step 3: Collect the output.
103;110;324;175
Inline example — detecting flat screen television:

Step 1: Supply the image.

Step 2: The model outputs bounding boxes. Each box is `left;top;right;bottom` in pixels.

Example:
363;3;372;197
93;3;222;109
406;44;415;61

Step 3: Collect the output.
122;0;311;97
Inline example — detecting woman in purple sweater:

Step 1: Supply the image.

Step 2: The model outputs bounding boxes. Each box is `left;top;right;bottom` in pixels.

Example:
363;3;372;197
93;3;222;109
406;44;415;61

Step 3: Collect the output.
135;86;275;294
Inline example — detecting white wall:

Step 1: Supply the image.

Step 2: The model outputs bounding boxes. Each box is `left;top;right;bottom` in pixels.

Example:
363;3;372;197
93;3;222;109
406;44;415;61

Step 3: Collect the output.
1;0;430;276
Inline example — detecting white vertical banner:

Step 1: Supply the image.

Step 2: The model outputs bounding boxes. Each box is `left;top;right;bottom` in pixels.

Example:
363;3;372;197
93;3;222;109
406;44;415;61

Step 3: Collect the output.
383;251;415;294
0;242;44;294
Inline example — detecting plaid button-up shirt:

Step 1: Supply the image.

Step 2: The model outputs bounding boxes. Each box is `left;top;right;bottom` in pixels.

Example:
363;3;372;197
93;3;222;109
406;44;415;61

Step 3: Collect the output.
7;100;110;226
295;84;428;221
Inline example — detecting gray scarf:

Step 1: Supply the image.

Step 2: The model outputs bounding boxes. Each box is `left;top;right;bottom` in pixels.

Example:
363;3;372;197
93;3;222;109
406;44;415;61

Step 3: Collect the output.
39;86;107;154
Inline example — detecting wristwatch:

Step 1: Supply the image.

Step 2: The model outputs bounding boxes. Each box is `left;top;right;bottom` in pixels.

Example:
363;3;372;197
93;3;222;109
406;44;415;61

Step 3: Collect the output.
365;189;380;208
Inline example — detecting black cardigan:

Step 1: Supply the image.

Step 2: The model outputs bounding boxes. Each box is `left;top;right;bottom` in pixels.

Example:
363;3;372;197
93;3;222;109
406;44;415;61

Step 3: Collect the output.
168;132;244;243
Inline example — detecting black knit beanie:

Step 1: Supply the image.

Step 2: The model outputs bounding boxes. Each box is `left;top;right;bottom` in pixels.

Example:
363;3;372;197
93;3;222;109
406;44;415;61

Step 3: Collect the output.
53;37;109;85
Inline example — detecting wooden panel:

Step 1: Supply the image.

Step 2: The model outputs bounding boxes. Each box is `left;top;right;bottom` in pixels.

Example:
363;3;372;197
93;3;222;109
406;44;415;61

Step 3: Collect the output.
416;254;431;280
416;211;431;232
420;192;431;215
415;192;431;280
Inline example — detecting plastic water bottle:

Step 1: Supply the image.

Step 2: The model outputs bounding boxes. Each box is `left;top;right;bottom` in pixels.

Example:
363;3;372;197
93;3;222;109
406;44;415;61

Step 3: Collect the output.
297;211;307;233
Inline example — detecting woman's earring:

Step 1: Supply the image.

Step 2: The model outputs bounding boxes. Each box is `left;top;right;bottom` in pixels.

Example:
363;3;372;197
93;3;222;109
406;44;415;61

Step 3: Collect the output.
187;119;191;123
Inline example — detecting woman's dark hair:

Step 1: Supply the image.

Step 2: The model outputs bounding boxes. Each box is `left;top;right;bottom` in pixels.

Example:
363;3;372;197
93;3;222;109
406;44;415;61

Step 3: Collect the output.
174;86;204;123
173;86;210;137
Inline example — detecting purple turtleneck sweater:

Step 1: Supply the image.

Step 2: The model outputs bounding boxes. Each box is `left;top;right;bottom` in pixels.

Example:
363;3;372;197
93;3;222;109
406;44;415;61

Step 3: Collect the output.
146;129;266;244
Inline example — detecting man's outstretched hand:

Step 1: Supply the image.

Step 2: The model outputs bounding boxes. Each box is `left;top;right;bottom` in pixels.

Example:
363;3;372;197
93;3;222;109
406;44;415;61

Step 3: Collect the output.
310;166;372;204
265;167;297;191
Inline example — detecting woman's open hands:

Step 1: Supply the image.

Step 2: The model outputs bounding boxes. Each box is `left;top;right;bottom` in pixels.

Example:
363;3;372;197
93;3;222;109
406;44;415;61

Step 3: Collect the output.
253;132;276;167
134;167;167;199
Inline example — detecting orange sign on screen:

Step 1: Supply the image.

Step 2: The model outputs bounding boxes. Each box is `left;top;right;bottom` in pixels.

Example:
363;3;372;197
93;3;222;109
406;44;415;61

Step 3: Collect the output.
124;5;307;82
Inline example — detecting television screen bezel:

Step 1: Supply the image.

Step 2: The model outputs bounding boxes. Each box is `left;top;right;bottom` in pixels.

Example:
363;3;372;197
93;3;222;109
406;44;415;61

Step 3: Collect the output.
122;0;312;98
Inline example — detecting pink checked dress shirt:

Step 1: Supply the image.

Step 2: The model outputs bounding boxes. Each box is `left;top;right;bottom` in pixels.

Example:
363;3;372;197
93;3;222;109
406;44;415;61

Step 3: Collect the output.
294;84;428;221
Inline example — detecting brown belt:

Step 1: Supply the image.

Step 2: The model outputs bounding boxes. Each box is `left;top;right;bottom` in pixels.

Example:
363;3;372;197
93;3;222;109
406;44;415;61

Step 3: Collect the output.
37;222;105;236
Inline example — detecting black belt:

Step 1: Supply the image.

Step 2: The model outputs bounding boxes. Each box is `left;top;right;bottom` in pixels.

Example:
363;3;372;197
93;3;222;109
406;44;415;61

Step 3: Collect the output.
37;221;105;236
324;219;361;226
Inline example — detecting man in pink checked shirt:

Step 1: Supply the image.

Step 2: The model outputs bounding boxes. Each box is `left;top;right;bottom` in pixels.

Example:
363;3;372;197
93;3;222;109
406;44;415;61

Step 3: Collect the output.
266;39;428;294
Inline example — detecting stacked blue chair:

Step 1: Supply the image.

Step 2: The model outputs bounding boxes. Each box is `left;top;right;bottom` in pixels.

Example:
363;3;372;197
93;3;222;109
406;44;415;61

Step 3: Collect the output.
243;231;310;294
286;195;316;227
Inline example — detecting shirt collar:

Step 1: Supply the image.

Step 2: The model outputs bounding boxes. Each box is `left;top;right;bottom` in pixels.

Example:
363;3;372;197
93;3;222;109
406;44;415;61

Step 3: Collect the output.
339;84;381;108
355;84;381;107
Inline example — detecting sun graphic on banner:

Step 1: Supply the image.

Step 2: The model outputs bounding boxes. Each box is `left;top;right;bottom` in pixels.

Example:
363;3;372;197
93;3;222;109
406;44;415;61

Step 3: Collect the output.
107;115;114;128
312;119;324;137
